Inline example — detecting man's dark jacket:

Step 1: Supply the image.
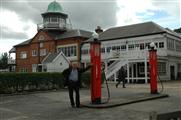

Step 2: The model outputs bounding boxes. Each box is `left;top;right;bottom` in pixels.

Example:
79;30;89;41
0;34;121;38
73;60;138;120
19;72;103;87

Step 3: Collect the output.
118;67;127;80
62;66;91;87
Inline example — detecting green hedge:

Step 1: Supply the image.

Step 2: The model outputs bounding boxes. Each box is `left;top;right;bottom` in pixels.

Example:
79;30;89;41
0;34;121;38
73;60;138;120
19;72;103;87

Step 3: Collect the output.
0;72;93;94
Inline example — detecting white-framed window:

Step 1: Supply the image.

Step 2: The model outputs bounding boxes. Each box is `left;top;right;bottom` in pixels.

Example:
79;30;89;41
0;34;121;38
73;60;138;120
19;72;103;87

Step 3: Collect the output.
175;41;181;52
140;43;145;50
101;47;105;53
32;50;38;57
40;49;47;56
57;45;77;57
82;49;89;55
159;42;164;48
40;42;44;48
128;44;134;50
112;46;120;51
44;18;50;23
120;45;126;51
167;38;175;50
20;51;27;59
158;62;166;75
106;47;112;52
51;17;58;22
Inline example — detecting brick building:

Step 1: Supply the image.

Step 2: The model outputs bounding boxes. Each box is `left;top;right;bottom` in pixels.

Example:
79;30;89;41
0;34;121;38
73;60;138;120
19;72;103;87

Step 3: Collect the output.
9;1;92;72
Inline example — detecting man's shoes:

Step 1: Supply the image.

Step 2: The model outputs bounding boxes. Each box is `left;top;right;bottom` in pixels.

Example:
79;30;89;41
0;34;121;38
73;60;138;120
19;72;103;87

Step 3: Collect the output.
71;105;75;108
76;105;81;108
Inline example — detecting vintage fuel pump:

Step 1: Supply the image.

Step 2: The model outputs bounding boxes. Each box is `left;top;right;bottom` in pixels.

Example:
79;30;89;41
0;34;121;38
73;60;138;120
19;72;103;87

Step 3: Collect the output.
90;33;102;104
149;42;158;94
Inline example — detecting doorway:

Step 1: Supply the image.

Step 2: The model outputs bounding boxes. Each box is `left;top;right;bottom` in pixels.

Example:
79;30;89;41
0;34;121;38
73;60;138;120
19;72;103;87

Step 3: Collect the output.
170;66;175;80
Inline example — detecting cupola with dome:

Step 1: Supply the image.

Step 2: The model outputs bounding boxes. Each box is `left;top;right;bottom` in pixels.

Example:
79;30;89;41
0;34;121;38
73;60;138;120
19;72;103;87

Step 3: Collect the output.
38;1;71;31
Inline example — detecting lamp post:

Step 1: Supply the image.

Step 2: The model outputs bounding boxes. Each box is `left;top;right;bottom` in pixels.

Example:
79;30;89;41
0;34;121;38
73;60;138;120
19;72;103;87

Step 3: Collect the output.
149;42;158;94
90;32;102;104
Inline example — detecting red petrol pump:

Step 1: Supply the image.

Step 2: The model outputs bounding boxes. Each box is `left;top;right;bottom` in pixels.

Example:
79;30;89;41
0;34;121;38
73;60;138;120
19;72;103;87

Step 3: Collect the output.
90;34;102;104
149;42;158;94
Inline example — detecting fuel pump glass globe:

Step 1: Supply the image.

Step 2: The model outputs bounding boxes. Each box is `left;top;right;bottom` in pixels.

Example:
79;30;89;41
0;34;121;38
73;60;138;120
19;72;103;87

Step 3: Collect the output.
150;42;156;49
92;32;99;40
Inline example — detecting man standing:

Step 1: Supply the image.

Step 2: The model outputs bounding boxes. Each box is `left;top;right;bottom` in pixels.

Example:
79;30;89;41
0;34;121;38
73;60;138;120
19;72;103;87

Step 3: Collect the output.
62;62;91;108
116;66;127;88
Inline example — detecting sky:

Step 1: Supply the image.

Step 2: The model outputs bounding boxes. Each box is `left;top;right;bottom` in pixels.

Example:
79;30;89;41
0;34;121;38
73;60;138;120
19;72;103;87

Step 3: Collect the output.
0;0;180;56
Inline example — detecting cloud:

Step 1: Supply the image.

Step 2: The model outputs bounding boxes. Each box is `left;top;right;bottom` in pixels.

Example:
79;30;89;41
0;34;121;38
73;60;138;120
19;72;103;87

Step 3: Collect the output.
62;1;117;31
1;26;28;40
0;8;37;39
116;0;180;29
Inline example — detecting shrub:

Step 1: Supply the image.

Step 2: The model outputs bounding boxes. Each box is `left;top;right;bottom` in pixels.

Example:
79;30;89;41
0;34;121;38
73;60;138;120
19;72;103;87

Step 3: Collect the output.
0;73;66;94
0;72;105;94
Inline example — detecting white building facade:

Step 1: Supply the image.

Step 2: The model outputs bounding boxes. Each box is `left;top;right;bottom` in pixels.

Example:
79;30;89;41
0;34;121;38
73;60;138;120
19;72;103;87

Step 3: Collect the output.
81;22;181;82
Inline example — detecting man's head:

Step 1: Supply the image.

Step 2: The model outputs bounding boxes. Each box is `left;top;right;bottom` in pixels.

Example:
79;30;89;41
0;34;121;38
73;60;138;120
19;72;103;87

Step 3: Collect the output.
71;62;79;69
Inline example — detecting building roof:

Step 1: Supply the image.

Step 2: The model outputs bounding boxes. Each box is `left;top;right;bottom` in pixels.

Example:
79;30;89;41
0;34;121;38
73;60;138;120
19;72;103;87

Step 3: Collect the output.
47;1;63;13
42;52;69;64
95;21;181;41
53;29;93;40
14;39;32;47
14;29;92;47
9;47;16;53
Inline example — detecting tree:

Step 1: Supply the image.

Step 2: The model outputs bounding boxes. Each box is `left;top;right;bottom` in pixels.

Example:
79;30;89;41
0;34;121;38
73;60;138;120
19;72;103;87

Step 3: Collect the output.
0;52;9;69
174;28;181;33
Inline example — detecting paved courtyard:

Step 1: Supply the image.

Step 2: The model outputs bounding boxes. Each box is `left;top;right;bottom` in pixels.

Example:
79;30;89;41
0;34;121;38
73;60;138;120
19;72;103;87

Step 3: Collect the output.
0;81;181;120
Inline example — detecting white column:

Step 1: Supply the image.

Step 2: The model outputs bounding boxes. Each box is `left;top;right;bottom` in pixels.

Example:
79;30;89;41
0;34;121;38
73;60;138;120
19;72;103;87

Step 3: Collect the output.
144;50;148;83
126;41;130;83
114;72;117;82
131;63;134;83
135;63;138;82
104;61;108;73
127;62;130;83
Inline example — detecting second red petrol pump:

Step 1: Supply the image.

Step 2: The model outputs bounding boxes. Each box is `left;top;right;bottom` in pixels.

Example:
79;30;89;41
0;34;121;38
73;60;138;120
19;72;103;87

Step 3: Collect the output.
89;34;102;104
149;42;158;94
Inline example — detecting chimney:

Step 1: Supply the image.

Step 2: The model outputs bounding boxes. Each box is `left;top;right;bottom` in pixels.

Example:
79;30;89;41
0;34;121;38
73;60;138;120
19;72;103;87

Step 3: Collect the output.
95;26;103;34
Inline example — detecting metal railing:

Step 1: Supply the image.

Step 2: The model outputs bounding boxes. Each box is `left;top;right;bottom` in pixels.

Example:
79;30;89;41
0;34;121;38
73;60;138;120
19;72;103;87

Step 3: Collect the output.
105;60;127;80
37;22;72;30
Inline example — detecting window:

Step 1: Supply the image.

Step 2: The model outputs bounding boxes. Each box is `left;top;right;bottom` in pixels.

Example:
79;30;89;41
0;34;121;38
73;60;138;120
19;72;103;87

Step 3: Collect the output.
44;18;50;23
145;43;151;49
51;17;58;22
57;45;77;57
121;45;126;51
159;42;164;48
140;43;145;50
40;49;47;56
167;38;174;50
20;51;27;59
135;44;140;49
101;47;105;53
82;49;89;55
158;62;166;75
106;47;111;52
128;44;134;50
176;41;181;52
112;46;120;51
40;42;44;48
155;43;158;48
32;50;38;57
